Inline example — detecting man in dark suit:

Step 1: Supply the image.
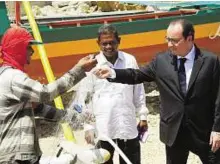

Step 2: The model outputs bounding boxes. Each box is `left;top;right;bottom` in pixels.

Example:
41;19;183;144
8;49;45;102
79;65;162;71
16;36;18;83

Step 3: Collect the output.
94;19;220;164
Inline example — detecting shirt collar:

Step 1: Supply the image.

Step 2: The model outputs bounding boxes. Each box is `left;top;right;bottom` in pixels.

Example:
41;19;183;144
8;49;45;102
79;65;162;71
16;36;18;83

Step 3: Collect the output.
177;45;195;61
98;51;124;66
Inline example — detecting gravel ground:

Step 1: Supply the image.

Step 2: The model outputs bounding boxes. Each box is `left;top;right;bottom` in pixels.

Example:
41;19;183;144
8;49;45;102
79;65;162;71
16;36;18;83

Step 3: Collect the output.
39;114;201;164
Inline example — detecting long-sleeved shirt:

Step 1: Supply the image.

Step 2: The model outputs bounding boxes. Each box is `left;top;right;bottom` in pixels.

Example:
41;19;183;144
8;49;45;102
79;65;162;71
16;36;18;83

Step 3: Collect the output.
75;51;148;140
0;65;85;163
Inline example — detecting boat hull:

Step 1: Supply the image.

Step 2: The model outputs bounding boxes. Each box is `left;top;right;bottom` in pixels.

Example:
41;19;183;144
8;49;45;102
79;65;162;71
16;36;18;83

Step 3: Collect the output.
1;2;220;82
27;35;220;81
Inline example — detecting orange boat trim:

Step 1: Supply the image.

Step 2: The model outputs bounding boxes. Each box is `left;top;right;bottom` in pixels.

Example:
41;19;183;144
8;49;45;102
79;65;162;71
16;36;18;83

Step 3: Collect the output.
31;22;220;60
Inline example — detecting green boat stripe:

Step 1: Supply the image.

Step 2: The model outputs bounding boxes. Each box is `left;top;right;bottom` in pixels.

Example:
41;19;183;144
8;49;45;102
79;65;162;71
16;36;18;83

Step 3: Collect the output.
0;2;10;34
39;11;220;43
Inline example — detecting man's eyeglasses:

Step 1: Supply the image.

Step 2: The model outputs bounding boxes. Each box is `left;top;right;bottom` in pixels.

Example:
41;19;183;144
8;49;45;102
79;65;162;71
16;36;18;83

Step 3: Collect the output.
165;36;184;45
100;40;118;47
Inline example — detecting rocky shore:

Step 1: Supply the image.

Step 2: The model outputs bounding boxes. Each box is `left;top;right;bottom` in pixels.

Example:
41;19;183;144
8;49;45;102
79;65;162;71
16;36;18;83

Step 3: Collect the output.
6;1;159;18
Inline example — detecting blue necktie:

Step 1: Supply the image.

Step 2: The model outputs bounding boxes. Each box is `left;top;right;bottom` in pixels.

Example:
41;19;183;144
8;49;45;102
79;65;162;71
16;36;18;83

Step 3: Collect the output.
178;58;187;96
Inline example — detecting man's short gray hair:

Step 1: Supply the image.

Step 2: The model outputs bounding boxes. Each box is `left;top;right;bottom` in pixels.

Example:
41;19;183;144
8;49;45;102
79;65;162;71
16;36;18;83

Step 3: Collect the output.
98;24;120;41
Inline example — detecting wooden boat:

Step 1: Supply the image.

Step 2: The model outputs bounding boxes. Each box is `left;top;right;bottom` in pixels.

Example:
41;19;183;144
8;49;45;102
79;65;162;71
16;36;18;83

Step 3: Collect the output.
0;2;220;81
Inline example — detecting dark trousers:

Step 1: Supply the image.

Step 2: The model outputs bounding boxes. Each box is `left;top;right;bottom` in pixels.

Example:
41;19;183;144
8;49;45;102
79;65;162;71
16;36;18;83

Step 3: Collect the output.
166;126;220;164
97;137;140;164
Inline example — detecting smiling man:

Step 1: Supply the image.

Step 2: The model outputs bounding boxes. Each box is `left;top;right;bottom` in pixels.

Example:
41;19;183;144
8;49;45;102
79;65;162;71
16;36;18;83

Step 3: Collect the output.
76;24;148;164
94;19;220;164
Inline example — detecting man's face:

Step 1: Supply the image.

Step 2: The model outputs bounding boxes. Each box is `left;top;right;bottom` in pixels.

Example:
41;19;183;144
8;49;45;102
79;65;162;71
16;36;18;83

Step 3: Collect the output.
166;24;191;57
97;33;119;58
26;45;34;64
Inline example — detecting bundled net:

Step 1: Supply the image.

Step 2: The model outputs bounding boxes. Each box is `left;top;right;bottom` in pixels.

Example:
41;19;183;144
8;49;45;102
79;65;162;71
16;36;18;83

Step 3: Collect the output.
62;85;96;130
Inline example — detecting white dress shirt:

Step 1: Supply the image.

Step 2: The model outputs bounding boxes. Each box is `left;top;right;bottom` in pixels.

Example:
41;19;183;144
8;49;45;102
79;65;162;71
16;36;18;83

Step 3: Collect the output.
177;45;195;90
76;51;148;140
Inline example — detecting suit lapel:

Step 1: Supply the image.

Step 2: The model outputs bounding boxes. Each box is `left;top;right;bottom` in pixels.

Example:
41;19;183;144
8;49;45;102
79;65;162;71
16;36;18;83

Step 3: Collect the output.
187;47;204;94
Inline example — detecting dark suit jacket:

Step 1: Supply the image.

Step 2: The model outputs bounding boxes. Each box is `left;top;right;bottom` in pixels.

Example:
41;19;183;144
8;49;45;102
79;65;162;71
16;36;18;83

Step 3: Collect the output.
110;46;220;146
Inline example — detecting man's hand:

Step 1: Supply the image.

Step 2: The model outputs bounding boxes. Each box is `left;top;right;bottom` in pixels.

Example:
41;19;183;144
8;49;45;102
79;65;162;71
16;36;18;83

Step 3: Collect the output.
76;55;97;72
210;131;220;152
138;120;148;131
85;129;96;145
137;120;148;142
93;67;112;79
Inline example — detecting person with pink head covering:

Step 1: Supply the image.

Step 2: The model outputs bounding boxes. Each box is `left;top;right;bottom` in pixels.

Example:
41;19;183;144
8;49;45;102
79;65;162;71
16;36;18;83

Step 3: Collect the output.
0;26;37;71
0;26;97;164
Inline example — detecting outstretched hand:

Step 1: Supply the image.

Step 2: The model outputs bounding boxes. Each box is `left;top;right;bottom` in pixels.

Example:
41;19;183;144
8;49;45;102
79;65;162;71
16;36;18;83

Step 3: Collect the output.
76;55;97;72
93;67;112;79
